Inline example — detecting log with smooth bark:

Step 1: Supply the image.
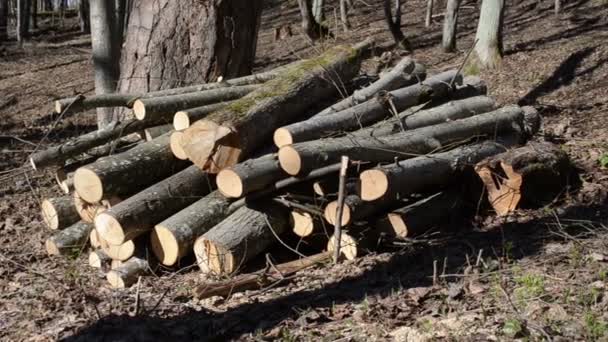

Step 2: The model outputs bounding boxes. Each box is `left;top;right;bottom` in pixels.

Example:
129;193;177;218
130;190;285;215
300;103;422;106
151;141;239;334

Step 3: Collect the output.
89;249;112;270
173;102;233;131
144;124;173;141
273;70;462;147
278;105;540;176
180;40;373;173
216;154;283;198
359;138;518;202
99;236;138;261
106;256;150;288
193;203;290;275
194;251;331;299
74;134;188;203
95;165;214;245
151;191;232;266
41;196;80;230
324;194;397;226
475;141;573;216
73;192;121;223
45;221;93;256
133;84;259;122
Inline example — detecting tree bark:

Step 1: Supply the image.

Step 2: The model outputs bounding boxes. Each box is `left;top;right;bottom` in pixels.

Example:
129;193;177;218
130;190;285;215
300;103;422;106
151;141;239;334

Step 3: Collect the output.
193;202;290;275
17;0;29;43
90;0;120;128
340;0;350;31
273;70;462;148
555;0;561;15
30;0;37;30
180;40;372;173
114;0;126;42
312;0;324;24
144;124;172;141
383;0;410;50
425;0;434;27
45;221;93;256
442;0;461;52
216;154;283;198
278;105;540;176
41;196;80;230
95;165;214;245
151;191;232;266
79;0;90;33
297;0;326;40
73;134;189;203
472;0;505;69
0;0;7;42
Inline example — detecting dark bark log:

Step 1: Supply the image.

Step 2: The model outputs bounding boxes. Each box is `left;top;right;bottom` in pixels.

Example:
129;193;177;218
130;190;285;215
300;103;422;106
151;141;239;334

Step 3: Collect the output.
324;194;397;226
278;106;540;176
273;70;462;147
73;134;189;203
45;221;93;256
41;196;80;230
193;202;290;275
475;141;573;216
95;165;214;245
327;225;380;260
181;40;373;173
144;124;172;141
151;191;232;266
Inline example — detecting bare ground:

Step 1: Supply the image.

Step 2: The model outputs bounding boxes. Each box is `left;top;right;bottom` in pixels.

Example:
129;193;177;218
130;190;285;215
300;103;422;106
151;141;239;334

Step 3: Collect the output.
1;0;608;340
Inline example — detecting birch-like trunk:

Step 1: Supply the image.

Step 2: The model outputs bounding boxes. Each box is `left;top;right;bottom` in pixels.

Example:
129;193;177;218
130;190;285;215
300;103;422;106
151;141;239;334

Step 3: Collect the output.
472;0;505;69
442;0;461;52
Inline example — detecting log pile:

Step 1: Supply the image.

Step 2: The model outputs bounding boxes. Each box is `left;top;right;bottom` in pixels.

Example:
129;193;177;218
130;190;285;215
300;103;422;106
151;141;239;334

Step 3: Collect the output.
33;41;573;293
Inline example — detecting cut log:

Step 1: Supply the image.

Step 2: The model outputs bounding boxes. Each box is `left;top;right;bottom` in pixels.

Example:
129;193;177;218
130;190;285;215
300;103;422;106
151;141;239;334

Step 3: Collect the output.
290;210;326;238
106;256;150;288
89;229;102;248
273;69;463;148
89;249;112;270
315;57;417;116
193;203;290;275
324;194;397;226
74;134;189;203
375;191;462;238
312;178;360;197
45;221;93;256
133;84;259;122
95;165;214;245
216;154;283;198
111;259;124;270
351;95;495;139
278;105;541;176
144;124;173;141
327;225;379;260
180;39;373;173
173;102;233;131
151;191;232;266
41;196;80;230
169;131;189;160
99;236;138;261
73;192;121;223
193;251;331;299
475;141;573;216
359;138;519;202
54;169;74;194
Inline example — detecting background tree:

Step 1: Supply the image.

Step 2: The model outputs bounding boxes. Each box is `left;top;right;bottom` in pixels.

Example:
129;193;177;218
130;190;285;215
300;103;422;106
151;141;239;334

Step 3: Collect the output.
384;0;410;50
471;0;505;69
297;0;326;40
17;0;29;43
0;0;8;42
442;0;461;52
79;0;89;33
30;0;37;30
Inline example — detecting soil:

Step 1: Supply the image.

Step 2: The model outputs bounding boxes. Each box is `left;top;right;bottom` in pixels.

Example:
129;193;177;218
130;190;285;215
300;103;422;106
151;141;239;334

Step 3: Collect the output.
1;0;608;340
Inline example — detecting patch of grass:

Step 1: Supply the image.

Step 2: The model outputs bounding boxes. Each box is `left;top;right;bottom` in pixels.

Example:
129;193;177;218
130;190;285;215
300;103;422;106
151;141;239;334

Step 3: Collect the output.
599;269;607;282
578;287;602;307
502;318;525;338
598;153;608;168
569;244;584;268
514;273;545;301
584;312;608;340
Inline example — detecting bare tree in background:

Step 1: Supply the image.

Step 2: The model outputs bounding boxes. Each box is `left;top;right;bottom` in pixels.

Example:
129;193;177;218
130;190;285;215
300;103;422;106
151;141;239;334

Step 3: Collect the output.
297;0;327;40
312;0;323;24
384;0;410;50
425;0;433;27
555;0;561;14
0;0;8;42
472;0;505;69
114;0;125;41
442;0;461;52
17;0;30;43
30;0;37;30
79;0;89;33
340;0;350;31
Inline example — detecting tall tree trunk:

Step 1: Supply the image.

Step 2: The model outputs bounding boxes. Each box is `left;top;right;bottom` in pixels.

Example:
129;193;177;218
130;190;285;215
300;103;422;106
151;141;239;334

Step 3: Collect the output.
115;0;263;122
114;0;125;42
383;0;410;50
297;0;325;40
472;0;505;69
43;0;52;11
442;0;461;52
312;0;323;24
425;0;433;27
0;0;8;42
30;0;36;30
79;0;89;33
17;0;29;43
554;0;560;14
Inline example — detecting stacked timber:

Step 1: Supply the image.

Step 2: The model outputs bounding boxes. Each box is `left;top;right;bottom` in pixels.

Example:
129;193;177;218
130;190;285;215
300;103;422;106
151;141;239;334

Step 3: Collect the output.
32;41;573;294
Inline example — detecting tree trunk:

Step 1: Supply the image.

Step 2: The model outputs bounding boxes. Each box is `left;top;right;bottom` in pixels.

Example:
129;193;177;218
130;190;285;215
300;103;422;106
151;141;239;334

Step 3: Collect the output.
115;0;264;123
0;0;7;42
340;0;350;31
442;0;461;52
41;196;80;230
151;191;232;266
297;0;325;40
114;0;125;42
17;0;29;43
278;106;540;176
555;0;561;15
383;0;410;50
79;0;90;33
95;165;214;245
30;0;36;30
425;0;433;27
45;221;93;256
472;0;505;69
312;0;324;24
90;0;120;128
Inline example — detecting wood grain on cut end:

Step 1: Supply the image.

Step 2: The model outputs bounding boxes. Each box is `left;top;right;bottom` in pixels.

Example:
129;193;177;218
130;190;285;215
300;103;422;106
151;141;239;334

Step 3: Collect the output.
386;213;409;238
151;225;179;266
327;233;358;260
89;250;111;269
170;131;189;160
41;199;60;230
45;238;60;256
54;100;63;115
40;196;80;230
273;127;293;148
278;145;302;176
95;212;125;246
194;237;235;275
111;259;123;270
173;111;190;131
359;169;389;201
74;167;104;203
216;169;243;198
324;200;351;226
132;99;146;120
106;257;149;289
100;239;135;261
476;162;523;216
89;229;101;248
291;210;315;237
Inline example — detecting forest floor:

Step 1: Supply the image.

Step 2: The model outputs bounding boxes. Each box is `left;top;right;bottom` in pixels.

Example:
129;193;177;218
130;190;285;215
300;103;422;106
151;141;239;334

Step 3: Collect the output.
1;0;608;340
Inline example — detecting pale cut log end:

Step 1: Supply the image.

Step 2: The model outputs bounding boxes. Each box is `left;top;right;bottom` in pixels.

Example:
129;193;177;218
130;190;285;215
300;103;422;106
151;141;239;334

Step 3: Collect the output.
291;211;314;237
359;169;389;202
101;239;135;261
111;259;123;270
74;167;104;203
327;234;358;260
45;238;60;256
106;270;127;288
273;128;293;148
181;120;235;171
89;250;111;269
278;145;302;176
74;192;104;223
475;163;523;216
173;111;190;131
312;182;325;196
54;100;62;114
95;212;126;246
151;225;180;266
194;237;235;275
324;200;351;226
170;131;189;160
387;213;409;238
41;199;59;230
29;157;38;171
89;229;101;248
216;169;243;198
55;169;72;194
133;100;146;120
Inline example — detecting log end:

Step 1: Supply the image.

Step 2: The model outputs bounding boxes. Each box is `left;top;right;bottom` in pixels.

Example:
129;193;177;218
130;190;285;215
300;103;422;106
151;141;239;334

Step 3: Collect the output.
173;111;190;131
133;100;147;120
387;213;409;238
327;234;358;260
41;199;59;230
291;211;314;237
111;259;123;270
74;167;104;203
89;229;101;248
54;100;63;114
278;145;302;176
101;239;135;261
312;181;325;196
151;225;180;266
88;250;107;268
324;200;351;226
359;169;389;202
170;131;189;160
475;162;523;216
106;270;127;289
273;128;293;148
216;169;243;198
95;212;126;246
194;237;235;275
45;238;60;256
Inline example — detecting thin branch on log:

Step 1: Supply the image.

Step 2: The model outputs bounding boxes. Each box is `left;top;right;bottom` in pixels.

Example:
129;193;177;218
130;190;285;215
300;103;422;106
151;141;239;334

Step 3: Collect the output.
333;156;349;263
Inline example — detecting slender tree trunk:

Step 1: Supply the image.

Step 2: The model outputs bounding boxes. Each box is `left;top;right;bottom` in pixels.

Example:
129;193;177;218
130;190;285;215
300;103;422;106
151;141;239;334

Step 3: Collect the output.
43;0;52;11
17;0;28;43
297;0;325;40
312;0;323;24
90;0;120;128
472;0;505;69
554;0;561;14
383;0;410;50
0;0;8;42
114;0;125;42
425;0;433;27
442;0;460;52
30;0;36;29
79;0;89;33
340;0;350;31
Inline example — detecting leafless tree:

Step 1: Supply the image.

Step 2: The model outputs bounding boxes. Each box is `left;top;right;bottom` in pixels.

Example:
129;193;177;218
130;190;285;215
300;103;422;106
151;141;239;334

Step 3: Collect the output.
383;0;411;50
